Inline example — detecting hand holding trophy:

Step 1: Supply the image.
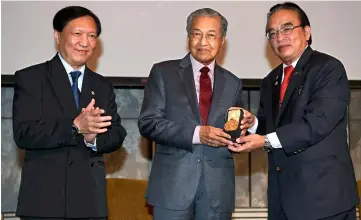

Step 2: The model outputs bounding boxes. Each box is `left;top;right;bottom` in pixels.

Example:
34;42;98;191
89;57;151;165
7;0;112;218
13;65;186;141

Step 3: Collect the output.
223;108;244;142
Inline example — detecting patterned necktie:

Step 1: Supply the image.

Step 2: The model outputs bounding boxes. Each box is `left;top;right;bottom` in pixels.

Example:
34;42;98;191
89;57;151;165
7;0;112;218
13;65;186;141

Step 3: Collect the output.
199;66;212;125
70;71;82;109
279;65;294;107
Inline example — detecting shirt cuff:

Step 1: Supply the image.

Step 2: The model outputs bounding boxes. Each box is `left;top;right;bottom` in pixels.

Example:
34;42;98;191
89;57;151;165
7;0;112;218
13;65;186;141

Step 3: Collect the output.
192;126;201;144
84;138;97;151
247;117;258;134
267;132;282;149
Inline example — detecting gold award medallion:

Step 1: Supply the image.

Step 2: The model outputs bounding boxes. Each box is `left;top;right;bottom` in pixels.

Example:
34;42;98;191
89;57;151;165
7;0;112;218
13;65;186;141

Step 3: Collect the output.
224;109;241;131
224;119;238;131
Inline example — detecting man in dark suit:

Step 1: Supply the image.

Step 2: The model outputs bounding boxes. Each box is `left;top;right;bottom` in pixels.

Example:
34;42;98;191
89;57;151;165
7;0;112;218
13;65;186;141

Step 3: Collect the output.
230;2;360;220
138;8;256;220
12;6;127;220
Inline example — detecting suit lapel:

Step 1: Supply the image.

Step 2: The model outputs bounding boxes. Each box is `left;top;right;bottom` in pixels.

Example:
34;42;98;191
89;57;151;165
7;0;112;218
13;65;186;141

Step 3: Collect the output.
271;68;282;126
276;47;314;126
207;65;226;125
79;67;96;109
47;55;78;119
177;54;202;124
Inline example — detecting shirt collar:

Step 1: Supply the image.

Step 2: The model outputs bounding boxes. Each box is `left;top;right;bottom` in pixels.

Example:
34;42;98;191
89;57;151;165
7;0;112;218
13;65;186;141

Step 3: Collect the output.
190;54;215;77
58;52;86;75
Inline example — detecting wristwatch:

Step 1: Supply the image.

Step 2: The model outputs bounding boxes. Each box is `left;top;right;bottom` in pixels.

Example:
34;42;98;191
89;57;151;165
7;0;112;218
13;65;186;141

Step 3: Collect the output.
72;124;81;136
263;135;273;152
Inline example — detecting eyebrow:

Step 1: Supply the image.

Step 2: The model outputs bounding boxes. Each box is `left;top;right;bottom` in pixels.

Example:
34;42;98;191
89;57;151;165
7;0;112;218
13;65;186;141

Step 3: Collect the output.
191;29;217;34
207;30;217;33
72;28;97;34
281;22;294;27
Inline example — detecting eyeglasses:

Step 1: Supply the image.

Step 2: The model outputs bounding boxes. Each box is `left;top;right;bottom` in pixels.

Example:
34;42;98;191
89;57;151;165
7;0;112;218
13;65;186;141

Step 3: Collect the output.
266;25;302;40
189;31;220;42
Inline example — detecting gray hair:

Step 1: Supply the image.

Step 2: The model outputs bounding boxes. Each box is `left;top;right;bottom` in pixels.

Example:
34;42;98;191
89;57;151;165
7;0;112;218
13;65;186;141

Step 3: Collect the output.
186;8;228;36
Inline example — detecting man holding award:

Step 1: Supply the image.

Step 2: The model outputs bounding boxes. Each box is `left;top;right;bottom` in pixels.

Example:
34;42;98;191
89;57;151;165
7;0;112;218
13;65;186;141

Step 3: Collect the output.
138;7;256;220
227;2;359;220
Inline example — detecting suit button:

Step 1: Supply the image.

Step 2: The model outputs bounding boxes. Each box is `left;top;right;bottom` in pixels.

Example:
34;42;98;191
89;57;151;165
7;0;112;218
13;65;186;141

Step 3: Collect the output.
197;158;201;163
91;162;94;167
68;161;73;166
276;167;281;171
65;140;69;144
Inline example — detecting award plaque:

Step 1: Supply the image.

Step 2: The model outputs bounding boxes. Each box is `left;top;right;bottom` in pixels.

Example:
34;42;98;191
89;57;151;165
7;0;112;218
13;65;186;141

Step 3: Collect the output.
223;108;244;142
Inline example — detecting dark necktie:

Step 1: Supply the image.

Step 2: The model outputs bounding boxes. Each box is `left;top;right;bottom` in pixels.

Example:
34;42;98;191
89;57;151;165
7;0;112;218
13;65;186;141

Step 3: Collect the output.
70;71;82;109
279;65;294;107
199;66;212;125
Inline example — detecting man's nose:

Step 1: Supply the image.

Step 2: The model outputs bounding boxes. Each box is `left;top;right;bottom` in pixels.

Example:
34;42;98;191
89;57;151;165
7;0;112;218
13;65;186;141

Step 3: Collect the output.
199;35;209;46
79;34;89;47
276;31;285;42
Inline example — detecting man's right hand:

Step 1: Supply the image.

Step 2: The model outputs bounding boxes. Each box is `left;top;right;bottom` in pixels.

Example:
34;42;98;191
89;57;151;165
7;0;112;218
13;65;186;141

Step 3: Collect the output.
199;126;233;147
73;99;112;134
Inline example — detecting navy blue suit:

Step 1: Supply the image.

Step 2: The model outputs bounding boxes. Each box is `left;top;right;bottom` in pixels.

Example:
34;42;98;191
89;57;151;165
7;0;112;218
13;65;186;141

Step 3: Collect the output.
257;47;359;220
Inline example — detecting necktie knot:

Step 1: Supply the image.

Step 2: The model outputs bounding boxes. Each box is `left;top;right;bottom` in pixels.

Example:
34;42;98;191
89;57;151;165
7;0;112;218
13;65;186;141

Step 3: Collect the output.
200;66;210;75
70;71;82;84
284;65;294;79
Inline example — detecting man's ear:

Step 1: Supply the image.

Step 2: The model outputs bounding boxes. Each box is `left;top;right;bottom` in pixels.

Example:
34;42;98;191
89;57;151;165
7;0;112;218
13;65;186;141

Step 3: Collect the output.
304;26;311;41
221;36;225;48
54;31;60;44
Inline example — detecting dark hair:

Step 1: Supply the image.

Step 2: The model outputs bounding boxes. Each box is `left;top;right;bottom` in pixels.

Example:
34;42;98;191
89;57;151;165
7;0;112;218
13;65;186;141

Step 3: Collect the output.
186;8;228;36
266;2;312;45
53;6;101;36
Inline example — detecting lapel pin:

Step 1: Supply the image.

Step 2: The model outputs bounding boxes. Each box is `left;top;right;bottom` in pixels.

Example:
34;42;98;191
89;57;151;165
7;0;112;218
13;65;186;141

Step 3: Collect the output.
298;86;303;95
91;91;95;95
274;76;279;86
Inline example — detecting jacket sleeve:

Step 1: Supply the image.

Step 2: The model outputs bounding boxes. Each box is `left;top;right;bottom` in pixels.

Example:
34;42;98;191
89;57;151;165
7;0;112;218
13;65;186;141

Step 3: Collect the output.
276;59;350;155
138;64;196;152
13;70;78;150
93;82;127;154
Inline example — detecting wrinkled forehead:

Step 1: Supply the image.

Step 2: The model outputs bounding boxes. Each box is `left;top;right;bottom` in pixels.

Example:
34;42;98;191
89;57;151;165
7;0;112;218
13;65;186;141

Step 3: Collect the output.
191;16;222;32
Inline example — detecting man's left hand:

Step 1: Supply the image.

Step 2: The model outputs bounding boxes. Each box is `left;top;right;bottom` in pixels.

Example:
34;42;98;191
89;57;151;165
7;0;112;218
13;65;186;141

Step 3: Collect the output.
227;134;265;153
82;106;102;143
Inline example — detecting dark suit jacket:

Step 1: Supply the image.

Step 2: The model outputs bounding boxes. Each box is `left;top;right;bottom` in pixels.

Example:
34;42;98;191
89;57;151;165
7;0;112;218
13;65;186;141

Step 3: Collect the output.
12;55;127;218
257;47;360;220
138;54;243;212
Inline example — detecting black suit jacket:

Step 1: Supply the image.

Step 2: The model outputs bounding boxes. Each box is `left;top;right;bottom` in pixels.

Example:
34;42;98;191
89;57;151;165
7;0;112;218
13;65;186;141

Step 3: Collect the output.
12;55;127;218
257;47;360;220
138;54;243;212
